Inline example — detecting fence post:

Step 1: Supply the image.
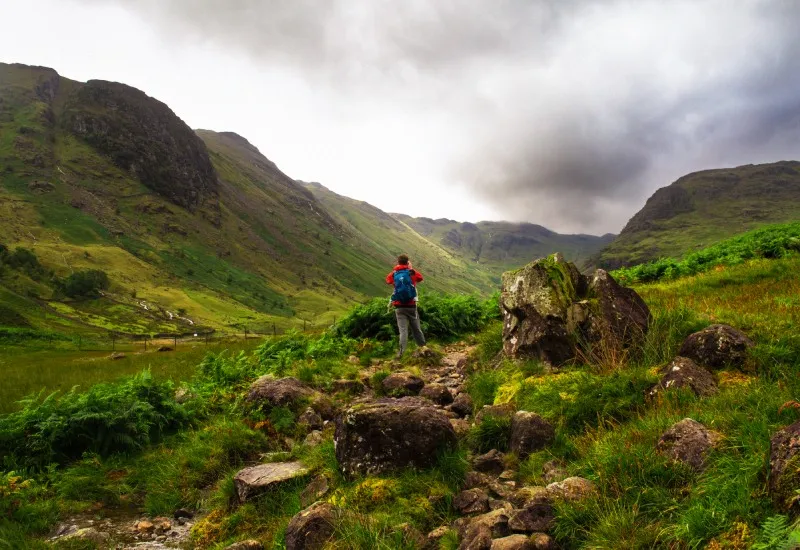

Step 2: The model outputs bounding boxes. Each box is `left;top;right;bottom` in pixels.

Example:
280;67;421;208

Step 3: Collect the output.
303;319;307;332
273;323;276;336
174;335;177;349
144;335;147;351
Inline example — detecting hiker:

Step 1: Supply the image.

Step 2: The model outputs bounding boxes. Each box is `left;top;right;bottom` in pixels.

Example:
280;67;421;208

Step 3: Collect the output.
386;254;426;358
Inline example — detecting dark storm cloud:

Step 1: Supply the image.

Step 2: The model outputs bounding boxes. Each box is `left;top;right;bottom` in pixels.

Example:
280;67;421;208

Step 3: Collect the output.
80;0;800;233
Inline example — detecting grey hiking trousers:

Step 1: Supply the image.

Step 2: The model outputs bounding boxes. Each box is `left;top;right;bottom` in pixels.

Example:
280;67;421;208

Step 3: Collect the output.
395;307;426;354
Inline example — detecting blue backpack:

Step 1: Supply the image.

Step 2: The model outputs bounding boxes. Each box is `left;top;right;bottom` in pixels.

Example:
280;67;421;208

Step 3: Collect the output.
392;269;417;303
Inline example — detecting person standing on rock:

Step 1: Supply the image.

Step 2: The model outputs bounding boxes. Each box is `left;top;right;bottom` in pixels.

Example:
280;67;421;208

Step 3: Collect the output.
386;254;426;358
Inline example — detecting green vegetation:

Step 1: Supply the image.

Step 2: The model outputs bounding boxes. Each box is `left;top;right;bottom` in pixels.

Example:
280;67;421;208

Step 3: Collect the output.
59;269;109;298
613;221;800;284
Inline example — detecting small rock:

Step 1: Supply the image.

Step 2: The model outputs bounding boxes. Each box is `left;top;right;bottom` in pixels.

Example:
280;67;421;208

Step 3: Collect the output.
458;509;512;547
464;471;493;490
473;449;506;476
347;355;359;364
304;430;324;447
648;356;718;398
225;540;264;550
454;488;490;515
382;372;425;396
109;352;126;360
546;476;597;502
58;528;110;545
137;520;155;533
450;393;475;417
157;346;173;352
310;395;339;421
420;383;454;405
541;460;568;484
173;508;193;520
451;418;472;438
426;526;451;548
300;475;330;508
298;408;324;431
657;418;721;471
499;470;517;482
396;523;426;547
491;534;534;550
234;461;310;503
153;517;172;533
247;377;314;409
510;411;555;458
678;324;754;370
489;499;514;511
530;533;558;550
508;500;555;533
285;501;336;550
769;419;800;512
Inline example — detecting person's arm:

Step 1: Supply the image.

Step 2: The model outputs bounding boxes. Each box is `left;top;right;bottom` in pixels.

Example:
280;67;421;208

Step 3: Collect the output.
411;270;423;283
386;271;395;285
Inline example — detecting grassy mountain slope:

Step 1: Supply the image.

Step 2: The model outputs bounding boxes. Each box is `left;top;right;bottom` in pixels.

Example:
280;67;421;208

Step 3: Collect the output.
394;214;615;272
598;161;800;268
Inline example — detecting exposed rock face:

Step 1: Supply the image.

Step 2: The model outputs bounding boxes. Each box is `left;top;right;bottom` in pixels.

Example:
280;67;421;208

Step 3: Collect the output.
501;254;650;365
649;356;718;398
510;412;555;458
678;324;754;370
284;502;336;550
382;372;425;396
233;461;309;502
769;420;800;512
246;376;314;409
657;419;721;471
421;383;454;405
62;80;218;211
334;399;457;477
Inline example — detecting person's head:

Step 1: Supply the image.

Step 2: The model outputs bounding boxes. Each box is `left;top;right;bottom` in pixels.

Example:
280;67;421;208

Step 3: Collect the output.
397;254;410;266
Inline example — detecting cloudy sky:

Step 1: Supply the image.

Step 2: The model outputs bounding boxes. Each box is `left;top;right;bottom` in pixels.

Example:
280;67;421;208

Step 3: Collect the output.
1;0;799;234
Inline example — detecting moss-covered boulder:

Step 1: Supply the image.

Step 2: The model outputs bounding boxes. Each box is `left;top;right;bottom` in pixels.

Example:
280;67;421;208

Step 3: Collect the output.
500;253;650;365
334;399;457;478
769;420;800;512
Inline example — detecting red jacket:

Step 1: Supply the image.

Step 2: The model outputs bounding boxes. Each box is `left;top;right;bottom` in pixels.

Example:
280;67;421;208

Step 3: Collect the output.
386;265;423;307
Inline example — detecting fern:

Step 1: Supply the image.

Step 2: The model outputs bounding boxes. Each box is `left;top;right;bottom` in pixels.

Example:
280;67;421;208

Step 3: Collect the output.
753;515;800;550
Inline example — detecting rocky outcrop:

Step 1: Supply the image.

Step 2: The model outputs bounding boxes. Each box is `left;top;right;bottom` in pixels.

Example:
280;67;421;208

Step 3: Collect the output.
246;376;314;409
233;461;309;502
500;253;650;365
678;324;754;370
62;80;218;211
657;419;721;471
648;356;718;398
769;420;800;512
382;372;425;396
334;399;457;477
510;412;555;458
285;502;336;550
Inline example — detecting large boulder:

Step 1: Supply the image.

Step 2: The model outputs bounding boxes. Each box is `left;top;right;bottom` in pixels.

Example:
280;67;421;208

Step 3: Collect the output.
247;376;314;409
769;420;800;512
648;357;718;399
657;419;721;471
334;399;457;477
234;461;309;502
510;412;555;458
678;324;754;370
284;502;336;550
501;254;649;365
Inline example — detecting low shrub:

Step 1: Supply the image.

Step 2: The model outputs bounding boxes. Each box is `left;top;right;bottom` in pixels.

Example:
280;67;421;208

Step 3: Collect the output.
0;371;192;469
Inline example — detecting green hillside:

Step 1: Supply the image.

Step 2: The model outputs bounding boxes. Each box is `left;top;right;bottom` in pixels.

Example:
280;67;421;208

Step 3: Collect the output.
394;214;615;272
598;161;800;268
0;62;609;344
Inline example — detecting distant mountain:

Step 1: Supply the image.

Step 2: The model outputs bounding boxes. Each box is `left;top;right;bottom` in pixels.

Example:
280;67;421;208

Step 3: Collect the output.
392;215;615;272
598;161;800;268
0;62;610;338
